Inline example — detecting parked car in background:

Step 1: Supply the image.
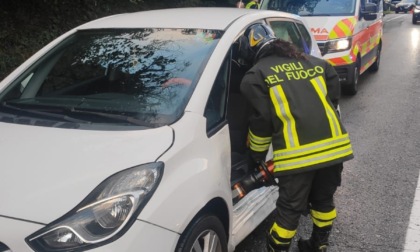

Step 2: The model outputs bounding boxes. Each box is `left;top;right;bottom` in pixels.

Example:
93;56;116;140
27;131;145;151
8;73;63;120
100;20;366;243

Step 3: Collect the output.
389;0;402;10
413;0;420;22
0;7;321;252
395;0;416;12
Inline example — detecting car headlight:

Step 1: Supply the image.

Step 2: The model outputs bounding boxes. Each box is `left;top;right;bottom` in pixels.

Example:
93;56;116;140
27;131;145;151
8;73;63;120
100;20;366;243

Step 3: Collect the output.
325;38;352;54
26;162;164;252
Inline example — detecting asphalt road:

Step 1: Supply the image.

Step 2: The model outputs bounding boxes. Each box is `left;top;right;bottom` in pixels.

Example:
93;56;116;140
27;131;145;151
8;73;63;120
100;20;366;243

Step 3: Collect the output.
235;13;420;252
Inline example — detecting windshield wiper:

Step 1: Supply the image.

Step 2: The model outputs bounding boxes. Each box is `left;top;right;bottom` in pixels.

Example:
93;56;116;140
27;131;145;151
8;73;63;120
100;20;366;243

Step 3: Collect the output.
67;107;154;127
1;102;91;123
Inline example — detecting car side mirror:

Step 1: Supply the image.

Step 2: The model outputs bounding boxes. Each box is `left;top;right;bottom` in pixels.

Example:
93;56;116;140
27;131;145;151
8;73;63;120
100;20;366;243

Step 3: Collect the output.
362;2;378;20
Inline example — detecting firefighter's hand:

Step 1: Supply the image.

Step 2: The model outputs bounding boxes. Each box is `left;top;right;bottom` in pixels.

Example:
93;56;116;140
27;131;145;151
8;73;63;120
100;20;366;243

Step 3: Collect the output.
246;151;259;171
250;150;267;164
247;150;266;170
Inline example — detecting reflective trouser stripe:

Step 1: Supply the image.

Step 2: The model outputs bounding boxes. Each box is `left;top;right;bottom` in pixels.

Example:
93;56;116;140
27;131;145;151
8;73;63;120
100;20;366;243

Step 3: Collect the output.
248;129;271;152
311;209;337;228
270;84;299;149
310;76;342;137
270;222;296;245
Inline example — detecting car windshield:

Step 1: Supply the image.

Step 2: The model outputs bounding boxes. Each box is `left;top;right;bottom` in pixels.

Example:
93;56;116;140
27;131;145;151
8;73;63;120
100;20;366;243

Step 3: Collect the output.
0;28;222;128
263;0;356;16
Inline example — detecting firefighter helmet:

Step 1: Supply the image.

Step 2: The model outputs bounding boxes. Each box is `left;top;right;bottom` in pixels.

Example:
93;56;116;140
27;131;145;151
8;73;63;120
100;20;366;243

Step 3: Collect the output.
238;23;276;64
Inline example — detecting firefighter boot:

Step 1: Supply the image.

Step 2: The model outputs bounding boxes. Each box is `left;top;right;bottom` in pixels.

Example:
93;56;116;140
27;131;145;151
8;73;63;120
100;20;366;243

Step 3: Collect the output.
297;225;331;252
266;235;291;252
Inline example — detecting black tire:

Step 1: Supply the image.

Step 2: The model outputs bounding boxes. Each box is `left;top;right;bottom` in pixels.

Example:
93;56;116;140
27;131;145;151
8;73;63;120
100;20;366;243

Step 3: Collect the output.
343;59;360;96
176;214;228;252
369;42;381;72
396;10;399;13
413;15;417;24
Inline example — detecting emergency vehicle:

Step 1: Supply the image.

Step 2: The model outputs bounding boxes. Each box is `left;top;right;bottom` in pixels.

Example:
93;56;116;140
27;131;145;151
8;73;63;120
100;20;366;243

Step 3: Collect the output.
260;0;384;95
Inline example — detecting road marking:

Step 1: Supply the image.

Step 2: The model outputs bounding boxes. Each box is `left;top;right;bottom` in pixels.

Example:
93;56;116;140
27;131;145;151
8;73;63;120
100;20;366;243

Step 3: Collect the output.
385;15;406;23
404;170;420;252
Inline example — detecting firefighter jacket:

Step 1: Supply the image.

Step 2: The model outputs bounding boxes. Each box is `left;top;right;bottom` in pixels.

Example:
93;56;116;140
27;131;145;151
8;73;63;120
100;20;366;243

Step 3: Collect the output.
240;54;354;176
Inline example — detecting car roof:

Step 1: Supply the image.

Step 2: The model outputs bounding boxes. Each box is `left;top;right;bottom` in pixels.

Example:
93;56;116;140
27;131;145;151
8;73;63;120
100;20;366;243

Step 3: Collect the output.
77;7;301;31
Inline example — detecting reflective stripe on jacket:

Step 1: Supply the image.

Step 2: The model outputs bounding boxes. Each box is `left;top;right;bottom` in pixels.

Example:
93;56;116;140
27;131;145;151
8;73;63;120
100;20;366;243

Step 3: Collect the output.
240;55;353;175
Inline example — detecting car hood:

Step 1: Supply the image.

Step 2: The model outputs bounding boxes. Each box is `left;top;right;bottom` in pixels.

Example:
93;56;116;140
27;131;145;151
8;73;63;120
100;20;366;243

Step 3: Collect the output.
0;122;173;224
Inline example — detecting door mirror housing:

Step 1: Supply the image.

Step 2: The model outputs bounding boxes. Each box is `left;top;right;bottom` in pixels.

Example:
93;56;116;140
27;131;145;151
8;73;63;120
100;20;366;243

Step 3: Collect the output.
362;2;378;20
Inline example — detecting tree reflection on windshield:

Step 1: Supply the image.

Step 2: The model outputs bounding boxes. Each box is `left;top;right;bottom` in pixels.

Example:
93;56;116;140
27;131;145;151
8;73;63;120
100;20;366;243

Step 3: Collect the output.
4;28;223;127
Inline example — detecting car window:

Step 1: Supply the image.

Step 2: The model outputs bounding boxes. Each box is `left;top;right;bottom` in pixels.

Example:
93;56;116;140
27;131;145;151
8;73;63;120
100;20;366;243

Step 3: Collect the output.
0;28;223;128
205;55;230;133
296;22;312;53
267;20;309;53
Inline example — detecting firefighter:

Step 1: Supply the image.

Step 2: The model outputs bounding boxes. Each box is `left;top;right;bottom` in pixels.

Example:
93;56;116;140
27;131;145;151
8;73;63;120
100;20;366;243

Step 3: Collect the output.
245;0;260;9
236;0;245;8
237;23;354;252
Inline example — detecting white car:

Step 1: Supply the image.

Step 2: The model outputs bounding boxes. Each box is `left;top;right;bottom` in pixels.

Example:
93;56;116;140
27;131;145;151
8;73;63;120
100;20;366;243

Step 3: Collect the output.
0;8;321;252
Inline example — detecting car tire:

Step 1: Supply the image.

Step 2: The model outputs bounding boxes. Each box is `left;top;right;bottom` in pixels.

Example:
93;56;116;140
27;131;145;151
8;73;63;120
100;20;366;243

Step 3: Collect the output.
396;10;399;13
369;42;381;72
176;214;228;252
343;59;360;96
413;15;417;24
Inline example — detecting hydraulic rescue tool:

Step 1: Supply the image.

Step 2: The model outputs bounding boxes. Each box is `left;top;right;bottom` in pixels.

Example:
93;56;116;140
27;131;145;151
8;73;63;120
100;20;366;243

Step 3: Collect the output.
232;160;277;202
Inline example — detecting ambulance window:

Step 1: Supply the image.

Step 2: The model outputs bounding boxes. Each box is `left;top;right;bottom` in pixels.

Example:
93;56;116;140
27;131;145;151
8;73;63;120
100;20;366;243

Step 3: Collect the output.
268;20;306;52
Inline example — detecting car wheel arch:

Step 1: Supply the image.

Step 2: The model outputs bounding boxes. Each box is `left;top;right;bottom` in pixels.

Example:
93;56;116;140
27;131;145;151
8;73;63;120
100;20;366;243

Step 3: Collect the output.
369;39;382;72
343;54;361;96
181;197;230;239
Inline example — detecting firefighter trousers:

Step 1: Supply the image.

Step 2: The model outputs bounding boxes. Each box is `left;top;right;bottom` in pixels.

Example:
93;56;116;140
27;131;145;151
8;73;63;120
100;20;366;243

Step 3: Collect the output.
273;163;343;231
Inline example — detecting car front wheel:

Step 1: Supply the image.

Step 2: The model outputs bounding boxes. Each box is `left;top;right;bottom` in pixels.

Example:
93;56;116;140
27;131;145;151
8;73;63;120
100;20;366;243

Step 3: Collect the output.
413;15;417;24
176;214;228;252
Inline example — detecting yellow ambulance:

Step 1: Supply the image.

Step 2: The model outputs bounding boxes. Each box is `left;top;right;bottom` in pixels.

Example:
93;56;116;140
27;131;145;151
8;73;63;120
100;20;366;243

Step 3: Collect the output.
260;0;384;95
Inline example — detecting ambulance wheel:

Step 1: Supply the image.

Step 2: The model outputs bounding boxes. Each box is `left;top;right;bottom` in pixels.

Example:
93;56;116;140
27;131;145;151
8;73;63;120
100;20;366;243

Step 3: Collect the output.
343;60;360;96
369;42;381;72
176;214;227;252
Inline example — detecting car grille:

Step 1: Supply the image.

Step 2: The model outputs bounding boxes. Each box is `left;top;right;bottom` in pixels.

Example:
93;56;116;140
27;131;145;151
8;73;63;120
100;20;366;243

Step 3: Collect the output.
334;67;349;83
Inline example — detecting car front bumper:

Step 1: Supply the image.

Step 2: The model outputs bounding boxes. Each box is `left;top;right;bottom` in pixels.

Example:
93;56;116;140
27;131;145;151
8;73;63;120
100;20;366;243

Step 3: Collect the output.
0;216;179;252
333;63;356;86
